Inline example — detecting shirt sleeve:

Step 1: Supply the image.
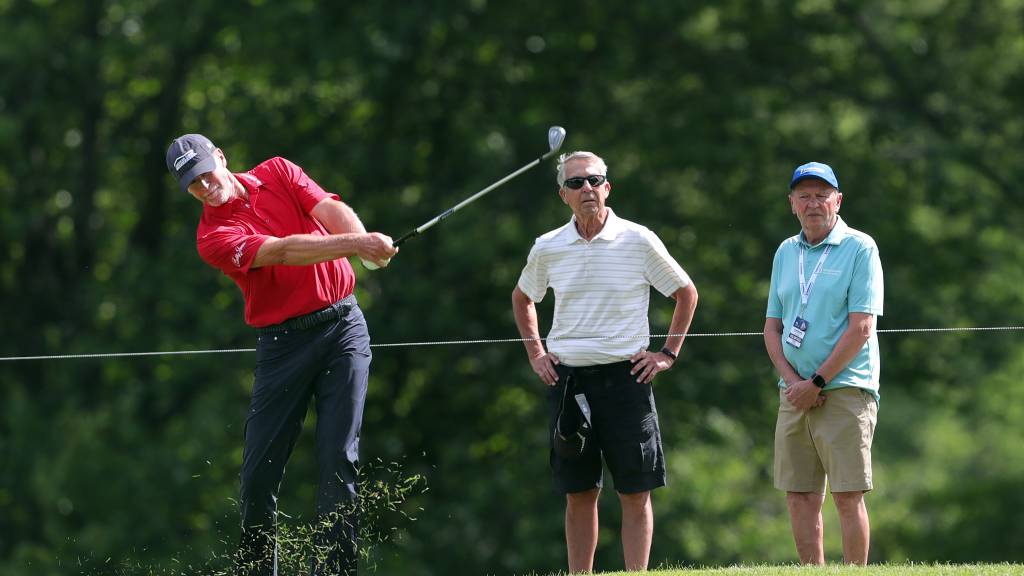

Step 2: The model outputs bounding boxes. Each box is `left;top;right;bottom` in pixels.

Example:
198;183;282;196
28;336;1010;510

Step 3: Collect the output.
264;157;337;213
848;240;884;316
516;241;549;303
766;245;784;319
197;224;269;277
642;229;691;297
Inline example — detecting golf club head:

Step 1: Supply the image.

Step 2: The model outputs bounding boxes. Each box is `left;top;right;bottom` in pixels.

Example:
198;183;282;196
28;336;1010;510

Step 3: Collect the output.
545;126;566;158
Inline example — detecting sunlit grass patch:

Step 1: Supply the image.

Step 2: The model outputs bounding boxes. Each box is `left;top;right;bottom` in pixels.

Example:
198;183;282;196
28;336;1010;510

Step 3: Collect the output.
589;563;1024;576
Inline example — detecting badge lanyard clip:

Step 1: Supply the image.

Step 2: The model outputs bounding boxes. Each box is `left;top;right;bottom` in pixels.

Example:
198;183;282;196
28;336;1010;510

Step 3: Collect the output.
798;244;833;315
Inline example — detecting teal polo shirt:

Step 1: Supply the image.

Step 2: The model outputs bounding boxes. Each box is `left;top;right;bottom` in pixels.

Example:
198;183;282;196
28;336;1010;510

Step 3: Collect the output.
766;216;884;399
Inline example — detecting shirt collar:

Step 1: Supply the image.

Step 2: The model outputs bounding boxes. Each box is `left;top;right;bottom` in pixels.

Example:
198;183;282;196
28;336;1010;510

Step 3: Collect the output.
799;215;848;248
236;171;263;190
203;172;262;218
562;207;624;244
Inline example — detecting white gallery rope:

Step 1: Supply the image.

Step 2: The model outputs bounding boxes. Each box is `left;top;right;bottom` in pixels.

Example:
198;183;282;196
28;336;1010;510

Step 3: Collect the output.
0;326;1021;362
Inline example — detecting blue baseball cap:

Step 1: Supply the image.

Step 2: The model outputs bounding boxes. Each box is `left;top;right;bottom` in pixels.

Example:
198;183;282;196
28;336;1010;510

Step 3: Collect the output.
166;134;218;192
790;161;839;190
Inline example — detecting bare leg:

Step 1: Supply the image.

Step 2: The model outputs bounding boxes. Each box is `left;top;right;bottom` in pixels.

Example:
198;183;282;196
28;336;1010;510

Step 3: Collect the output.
618;490;653;571
566;488;600;573
832;491;870;565
786;491;825;565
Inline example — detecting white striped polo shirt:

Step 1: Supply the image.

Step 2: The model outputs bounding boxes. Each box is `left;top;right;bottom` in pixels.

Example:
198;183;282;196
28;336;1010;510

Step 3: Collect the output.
517;208;691;367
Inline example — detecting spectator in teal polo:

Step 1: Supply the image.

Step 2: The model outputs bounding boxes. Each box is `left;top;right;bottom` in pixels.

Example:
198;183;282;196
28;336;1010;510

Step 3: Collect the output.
763;161;884;566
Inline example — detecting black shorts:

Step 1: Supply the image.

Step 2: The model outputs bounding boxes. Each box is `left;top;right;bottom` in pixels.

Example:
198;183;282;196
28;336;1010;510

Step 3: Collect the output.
547;361;666;494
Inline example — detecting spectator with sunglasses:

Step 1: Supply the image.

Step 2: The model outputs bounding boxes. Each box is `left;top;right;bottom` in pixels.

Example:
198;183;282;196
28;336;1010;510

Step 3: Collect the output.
512;151;698;573
165;134;397;576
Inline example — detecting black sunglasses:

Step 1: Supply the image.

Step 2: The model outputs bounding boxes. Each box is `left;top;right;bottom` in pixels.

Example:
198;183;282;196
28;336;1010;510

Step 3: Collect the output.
563;174;607;189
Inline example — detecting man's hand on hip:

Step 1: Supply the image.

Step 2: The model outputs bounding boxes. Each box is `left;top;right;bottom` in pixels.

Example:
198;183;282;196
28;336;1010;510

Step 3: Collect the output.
529;351;560;386
629;349;674;384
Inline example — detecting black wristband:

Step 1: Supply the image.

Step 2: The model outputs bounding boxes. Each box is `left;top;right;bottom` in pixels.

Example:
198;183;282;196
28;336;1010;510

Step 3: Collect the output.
810;372;827;388
660;347;677;361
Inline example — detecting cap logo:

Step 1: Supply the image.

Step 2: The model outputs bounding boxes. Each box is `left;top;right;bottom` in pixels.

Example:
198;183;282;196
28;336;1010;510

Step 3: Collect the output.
800;166;825;175
173;149;198;172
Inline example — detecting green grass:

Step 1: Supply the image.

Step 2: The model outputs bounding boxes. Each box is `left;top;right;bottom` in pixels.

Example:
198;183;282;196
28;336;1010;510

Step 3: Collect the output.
580;564;1024;576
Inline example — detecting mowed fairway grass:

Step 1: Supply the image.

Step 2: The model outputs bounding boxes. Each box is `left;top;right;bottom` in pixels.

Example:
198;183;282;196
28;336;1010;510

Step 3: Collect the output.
566;564;1024;576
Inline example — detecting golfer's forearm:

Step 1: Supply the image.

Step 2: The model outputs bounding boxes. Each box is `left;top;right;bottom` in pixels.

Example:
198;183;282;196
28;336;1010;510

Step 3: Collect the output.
764;318;801;384
253;234;365;267
311;198;367;235
813;313;874;382
664;283;698;355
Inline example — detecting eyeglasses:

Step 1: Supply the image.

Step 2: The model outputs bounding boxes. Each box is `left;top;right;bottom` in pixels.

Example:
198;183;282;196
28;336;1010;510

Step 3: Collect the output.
563;174;607;189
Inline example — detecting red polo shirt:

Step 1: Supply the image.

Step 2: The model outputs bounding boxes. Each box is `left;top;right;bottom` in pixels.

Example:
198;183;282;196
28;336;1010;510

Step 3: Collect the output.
195;156;355;327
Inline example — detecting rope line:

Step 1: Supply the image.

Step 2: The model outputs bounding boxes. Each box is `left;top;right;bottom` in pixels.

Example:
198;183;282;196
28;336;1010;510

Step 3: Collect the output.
1;326;1021;362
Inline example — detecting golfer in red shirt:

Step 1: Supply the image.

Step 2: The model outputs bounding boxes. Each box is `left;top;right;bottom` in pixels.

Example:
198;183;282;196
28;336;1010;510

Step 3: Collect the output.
166;133;397;576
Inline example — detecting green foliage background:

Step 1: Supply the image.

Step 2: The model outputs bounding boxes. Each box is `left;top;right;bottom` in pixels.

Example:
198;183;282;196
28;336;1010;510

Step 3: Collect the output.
2;0;1023;574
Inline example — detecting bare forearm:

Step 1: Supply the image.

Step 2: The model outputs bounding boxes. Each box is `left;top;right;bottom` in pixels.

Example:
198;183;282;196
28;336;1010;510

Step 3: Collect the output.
252;233;366;267
513;286;561;385
663;283;698;355
512;288;545;358
814;314;873;382
764;318;801;385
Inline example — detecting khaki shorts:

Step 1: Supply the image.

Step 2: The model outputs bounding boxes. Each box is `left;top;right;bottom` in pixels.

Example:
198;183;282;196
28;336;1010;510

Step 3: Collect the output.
774;386;877;494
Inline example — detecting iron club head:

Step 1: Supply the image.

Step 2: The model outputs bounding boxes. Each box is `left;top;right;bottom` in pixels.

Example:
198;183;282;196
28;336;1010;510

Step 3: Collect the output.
545;126;566;159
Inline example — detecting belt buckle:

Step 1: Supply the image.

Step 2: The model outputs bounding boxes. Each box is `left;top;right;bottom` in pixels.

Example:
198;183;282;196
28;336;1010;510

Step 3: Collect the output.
331;301;346;319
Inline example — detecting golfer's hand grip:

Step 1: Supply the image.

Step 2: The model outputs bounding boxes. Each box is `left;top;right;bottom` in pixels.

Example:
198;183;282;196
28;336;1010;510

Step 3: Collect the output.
393;229;419;247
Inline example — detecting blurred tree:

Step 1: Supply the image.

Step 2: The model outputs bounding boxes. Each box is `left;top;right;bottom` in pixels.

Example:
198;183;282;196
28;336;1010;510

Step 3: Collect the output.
1;0;1023;574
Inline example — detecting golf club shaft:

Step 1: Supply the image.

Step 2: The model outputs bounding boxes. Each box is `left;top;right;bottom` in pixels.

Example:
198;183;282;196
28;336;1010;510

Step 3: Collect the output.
393;149;558;247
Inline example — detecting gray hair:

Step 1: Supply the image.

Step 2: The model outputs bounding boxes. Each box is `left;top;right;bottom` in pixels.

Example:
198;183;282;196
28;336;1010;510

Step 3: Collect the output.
556;151;608;187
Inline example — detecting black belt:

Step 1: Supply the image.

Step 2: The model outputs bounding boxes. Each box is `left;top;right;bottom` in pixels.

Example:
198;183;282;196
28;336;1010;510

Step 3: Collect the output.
256;295;357;334
563;360;632;376
558;360;632;387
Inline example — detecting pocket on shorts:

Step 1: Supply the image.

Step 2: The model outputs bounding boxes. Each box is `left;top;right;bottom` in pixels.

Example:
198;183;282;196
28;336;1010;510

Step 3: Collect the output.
639;429;659;472
608;412;661;474
778;387;797;411
858;388;878;440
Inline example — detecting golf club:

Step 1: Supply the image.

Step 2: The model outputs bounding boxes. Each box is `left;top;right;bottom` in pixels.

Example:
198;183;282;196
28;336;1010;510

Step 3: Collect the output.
362;126;566;270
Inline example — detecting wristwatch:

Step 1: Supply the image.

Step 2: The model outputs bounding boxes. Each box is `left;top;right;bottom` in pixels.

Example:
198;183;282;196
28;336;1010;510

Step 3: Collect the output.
659;347;677;361
810;372;827;388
